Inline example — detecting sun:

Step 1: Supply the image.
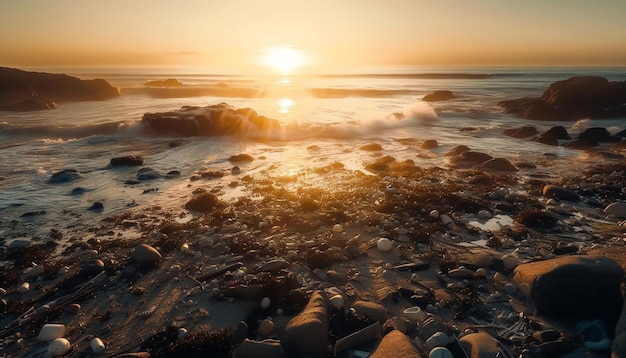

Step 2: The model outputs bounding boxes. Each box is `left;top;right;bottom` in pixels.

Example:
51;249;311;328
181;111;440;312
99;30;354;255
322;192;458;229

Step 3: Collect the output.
263;45;308;75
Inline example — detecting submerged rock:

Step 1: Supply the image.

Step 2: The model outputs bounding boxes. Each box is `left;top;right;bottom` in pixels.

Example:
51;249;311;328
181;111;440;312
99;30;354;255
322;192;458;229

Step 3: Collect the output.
49;169;82;183
423;90;454;102
542;184;580;202
110;156;144;167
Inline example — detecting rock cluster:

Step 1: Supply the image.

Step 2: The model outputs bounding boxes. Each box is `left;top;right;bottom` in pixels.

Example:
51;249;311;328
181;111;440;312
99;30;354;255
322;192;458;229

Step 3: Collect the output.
499;76;626;120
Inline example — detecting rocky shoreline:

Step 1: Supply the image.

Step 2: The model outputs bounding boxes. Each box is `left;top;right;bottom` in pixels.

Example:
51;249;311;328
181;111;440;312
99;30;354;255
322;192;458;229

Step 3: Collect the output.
1;127;626;357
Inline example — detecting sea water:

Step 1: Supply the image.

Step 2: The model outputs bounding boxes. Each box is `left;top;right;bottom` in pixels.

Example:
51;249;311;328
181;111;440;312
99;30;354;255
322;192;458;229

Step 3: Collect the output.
1;67;625;242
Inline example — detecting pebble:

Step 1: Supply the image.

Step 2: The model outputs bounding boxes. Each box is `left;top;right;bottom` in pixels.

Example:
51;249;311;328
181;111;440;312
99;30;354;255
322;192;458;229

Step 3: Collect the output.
0;288;6;296
329;294;345;310
377;238;393;252
429;347;454;358
48;338;71;356
504;283;517;294
177;328;188;340
90;337;106;353
260;297;271;309
604;202;626;219
22;265;45;280
38;324;66;341
439;214;454;226
332;224;344;233
429;210;440;219
477;210;492;219
426;332;450;350
18;282;30;293
501;254;519;271
65;303;81;315
258;319;276;337
132;244;162;266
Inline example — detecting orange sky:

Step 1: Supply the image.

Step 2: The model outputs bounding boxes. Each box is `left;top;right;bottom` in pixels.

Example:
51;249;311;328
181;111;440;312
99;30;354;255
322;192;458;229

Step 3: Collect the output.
2;0;626;72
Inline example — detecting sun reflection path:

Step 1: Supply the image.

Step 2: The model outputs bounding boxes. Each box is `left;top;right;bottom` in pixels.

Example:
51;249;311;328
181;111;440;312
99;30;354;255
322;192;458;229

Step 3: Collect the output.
278;98;294;114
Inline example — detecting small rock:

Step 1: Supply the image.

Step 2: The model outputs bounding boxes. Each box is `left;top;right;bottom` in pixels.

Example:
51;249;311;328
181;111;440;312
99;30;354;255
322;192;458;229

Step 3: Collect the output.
423;90;454;102
90;337;106;353
332;224;343;233
88;202;104;211
426;332;450;350
258;319;276;337
604;202;626;219
501;254;519;271
65;303;81;315
229;153;254;162
80;259;105;277
542;184;580;202
38;324;66;341
439;214;454;226
429;210;440;219
421;139;439;149
48;338;71;356
377;238;393;252
49;169;82;183
329;294;345;311
429;347;454;358
233;321;249;345
360;143;383;151
18;282;30;293
132;244;162;266
136;167;161;180
260;297;271;309
353;300;388;324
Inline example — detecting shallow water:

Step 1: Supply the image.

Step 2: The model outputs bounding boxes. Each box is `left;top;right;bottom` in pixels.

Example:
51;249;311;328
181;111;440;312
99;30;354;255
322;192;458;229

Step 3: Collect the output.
1;67;625;242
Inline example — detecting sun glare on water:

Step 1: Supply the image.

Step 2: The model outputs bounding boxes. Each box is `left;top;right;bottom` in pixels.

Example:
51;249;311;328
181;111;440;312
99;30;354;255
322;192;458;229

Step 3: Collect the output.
263;45;308;75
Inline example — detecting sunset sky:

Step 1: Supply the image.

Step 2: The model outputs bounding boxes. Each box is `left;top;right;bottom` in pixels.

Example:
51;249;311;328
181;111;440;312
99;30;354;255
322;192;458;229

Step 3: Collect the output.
2;0;626;72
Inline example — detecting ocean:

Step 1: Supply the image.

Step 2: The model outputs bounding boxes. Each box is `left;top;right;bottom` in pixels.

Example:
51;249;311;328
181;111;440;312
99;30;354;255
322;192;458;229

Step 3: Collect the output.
1;67;625;244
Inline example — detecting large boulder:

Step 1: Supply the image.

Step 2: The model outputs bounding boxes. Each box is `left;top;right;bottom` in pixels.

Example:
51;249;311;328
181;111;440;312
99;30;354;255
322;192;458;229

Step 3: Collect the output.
0;67;119;111
513;256;623;323
280;290;329;358
499;76;626;120
142;103;280;137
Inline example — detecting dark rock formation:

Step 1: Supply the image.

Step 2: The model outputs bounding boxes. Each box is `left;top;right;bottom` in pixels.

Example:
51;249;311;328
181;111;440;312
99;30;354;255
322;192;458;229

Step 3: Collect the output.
144;78;184;87
499;76;626;120
110;156;144;167
503;125;538;138
422;90;454;102
0;67;119;111
513;256;623;323
142;103;280;137
49;169;82;183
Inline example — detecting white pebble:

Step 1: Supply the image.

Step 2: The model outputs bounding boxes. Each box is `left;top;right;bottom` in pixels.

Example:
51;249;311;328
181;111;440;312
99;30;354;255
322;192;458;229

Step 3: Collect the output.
0;288;6;295
377;238;393;252
38;324;66;342
332;224;343;233
90;337;106;353
429;210;440;219
429;347;454;358
426;332;450;350
48;338;71;356
260;297;271;309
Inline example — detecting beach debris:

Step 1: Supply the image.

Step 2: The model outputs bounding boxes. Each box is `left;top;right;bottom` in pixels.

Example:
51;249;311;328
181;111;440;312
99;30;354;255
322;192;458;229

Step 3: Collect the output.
403;306;426;322
334;321;382;355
